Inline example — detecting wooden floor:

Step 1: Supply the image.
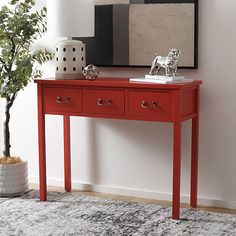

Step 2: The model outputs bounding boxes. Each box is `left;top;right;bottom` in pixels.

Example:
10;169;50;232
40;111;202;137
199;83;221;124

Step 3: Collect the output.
30;184;236;216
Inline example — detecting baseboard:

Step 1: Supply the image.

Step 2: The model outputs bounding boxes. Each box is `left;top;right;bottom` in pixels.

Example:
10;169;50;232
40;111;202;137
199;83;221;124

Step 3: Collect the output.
29;176;236;209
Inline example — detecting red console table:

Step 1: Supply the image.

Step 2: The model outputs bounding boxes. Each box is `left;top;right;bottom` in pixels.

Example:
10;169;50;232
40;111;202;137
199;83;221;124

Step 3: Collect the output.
35;77;202;220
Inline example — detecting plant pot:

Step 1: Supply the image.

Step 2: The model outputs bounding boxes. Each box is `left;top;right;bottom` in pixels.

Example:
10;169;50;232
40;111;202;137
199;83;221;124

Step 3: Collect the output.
0;161;28;197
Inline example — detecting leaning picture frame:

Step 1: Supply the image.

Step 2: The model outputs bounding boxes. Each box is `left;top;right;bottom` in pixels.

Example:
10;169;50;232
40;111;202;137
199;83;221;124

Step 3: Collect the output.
75;0;198;69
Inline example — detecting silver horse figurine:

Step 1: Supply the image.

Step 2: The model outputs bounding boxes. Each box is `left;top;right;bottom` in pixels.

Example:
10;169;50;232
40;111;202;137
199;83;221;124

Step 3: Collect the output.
149;49;181;76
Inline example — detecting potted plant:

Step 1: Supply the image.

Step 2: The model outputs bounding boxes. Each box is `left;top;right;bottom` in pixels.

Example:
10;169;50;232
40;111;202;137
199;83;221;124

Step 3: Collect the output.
0;0;53;196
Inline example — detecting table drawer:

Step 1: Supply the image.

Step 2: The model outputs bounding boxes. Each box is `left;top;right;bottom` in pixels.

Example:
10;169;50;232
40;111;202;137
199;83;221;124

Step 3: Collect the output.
83;89;125;116
44;87;82;113
127;91;172;119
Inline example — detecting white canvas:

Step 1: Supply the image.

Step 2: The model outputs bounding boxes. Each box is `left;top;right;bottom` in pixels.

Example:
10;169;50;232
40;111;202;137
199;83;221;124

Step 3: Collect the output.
129;4;195;66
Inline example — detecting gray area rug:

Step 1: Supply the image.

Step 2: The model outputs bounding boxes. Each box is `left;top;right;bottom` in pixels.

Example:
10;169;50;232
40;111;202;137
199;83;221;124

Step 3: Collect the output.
0;190;235;236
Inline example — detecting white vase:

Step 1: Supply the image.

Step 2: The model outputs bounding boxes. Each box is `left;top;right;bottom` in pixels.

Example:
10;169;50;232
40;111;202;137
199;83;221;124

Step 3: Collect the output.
0;161;28;197
55;40;86;80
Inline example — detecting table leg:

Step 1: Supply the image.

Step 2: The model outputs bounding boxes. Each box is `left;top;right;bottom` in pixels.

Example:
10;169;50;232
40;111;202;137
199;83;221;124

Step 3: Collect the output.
172;120;181;220
172;90;182;220
190;88;200;208
38;84;47;201
64;115;71;192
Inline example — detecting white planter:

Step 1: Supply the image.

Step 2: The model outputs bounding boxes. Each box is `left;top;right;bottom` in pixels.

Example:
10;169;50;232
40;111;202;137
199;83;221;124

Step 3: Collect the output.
0;161;28;197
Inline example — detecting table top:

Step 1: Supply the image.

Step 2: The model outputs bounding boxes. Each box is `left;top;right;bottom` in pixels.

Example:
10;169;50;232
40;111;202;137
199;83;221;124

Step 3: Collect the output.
35;77;202;90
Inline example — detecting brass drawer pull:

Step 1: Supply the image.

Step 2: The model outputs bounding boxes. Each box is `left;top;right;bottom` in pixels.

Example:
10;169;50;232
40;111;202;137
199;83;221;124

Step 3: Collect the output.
141;101;157;109
97;98;112;106
56;96;71;104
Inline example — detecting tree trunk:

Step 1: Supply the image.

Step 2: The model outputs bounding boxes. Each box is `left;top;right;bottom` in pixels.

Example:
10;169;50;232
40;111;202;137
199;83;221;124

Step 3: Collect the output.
3;100;11;157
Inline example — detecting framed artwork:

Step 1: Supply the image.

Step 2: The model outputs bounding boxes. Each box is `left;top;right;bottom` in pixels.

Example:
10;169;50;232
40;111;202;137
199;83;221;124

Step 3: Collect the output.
76;0;198;68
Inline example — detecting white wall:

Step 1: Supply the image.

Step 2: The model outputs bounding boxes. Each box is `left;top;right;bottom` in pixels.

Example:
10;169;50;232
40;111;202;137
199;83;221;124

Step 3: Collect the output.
1;0;236;208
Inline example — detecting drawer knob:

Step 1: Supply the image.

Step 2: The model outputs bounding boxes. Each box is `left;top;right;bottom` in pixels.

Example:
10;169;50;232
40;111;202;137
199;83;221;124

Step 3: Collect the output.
97;98;112;106
56;96;71;104
141;101;157;109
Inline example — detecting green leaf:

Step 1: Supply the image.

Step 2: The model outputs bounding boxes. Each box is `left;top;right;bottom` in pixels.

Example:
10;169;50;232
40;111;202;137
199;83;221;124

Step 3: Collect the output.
0;0;53;99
